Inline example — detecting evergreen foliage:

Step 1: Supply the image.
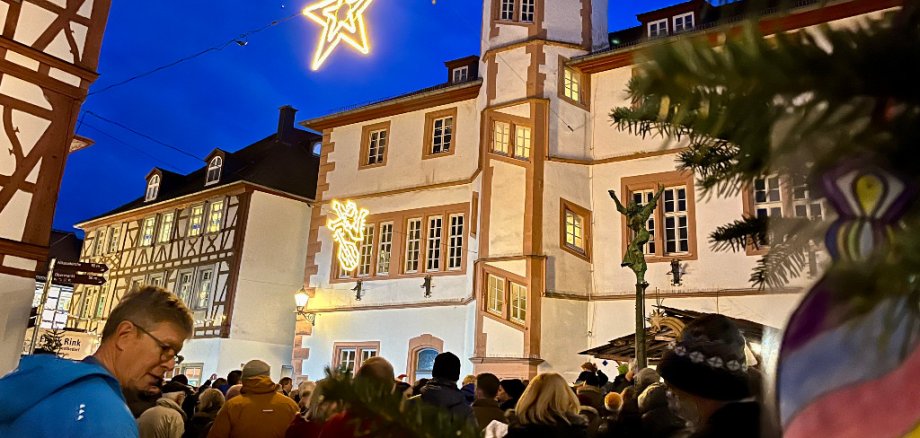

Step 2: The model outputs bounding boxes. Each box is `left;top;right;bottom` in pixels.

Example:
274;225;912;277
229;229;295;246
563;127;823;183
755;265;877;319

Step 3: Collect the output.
610;2;920;315
36;329;65;356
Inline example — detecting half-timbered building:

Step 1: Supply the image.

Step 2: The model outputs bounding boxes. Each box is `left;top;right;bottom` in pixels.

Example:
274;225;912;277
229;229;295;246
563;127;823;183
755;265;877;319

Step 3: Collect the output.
70;106;320;383
0;0;110;374
295;0;900;383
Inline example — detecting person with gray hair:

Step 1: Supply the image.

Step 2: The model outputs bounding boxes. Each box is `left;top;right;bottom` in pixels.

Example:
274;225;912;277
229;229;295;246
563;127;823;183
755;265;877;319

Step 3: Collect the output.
137;380;191;438
0;286;194;437
184;388;224;438
207;360;299;438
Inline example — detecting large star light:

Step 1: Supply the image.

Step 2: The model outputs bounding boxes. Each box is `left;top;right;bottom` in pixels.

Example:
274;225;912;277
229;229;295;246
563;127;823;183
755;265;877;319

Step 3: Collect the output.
302;0;374;71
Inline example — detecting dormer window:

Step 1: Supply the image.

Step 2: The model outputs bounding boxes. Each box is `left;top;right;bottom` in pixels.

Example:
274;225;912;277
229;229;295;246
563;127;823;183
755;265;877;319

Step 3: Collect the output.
495;0;534;24
648;19;669;38
145;174;160;202
674;12;694;33
206;156;223;186
452;66;469;83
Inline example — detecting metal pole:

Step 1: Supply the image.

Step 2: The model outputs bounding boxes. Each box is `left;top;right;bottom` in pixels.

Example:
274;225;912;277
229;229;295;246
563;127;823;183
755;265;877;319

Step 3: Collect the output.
30;258;56;354
635;281;648;369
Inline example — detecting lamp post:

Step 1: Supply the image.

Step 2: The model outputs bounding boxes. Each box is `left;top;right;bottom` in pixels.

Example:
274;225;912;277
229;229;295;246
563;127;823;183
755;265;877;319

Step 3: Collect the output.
294;289;316;325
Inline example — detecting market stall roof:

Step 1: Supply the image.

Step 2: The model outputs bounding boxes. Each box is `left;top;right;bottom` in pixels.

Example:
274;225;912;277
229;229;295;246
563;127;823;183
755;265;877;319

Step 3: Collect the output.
580;306;772;364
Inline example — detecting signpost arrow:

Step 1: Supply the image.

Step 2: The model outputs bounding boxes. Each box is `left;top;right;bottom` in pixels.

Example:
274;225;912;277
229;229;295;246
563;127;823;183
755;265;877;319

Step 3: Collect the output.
51;272;107;286
54;261;108;274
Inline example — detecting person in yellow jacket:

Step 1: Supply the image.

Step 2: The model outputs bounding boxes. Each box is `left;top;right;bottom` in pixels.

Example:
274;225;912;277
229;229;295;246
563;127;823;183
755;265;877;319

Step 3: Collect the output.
207;360;298;438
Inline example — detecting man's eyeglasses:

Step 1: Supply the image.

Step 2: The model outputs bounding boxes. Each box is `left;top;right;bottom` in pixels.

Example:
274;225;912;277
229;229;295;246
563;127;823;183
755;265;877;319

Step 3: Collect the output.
131;322;183;365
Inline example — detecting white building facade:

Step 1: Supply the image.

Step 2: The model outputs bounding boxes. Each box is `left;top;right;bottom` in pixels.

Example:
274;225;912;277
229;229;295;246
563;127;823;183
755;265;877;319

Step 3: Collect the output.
296;0;898;383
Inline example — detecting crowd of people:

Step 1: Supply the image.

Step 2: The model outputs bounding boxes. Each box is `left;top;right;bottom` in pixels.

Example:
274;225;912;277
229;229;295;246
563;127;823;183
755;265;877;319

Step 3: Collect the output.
0;286;770;437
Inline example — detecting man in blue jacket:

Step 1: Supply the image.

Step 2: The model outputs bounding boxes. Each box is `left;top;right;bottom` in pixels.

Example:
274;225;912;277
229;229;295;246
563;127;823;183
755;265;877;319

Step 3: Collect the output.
0;286;194;437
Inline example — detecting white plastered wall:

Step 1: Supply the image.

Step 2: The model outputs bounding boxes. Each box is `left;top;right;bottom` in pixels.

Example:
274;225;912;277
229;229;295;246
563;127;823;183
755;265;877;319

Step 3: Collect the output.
0;274;36;374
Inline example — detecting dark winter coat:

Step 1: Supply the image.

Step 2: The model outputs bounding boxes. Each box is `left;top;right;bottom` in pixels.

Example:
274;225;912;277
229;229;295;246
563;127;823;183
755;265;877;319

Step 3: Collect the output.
505;412;589;438
418;378;477;426
689;401;761;438
183;409;219;438
471;398;506;431
641;406;691;438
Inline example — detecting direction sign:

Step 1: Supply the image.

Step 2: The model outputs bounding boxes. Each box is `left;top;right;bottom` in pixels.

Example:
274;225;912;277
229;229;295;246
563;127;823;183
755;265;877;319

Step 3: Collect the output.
51;272;106;286
55;260;109;274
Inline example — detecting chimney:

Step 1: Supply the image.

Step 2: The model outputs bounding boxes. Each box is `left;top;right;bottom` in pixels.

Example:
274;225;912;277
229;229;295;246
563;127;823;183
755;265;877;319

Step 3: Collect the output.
277;105;297;144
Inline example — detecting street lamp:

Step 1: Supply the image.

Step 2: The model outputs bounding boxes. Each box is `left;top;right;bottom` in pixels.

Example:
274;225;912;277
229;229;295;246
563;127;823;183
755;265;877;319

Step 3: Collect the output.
294;289;316;325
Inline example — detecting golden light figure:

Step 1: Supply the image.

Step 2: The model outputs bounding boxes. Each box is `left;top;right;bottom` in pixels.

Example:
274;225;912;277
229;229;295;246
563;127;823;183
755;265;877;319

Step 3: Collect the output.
302;0;374;71
327;199;369;272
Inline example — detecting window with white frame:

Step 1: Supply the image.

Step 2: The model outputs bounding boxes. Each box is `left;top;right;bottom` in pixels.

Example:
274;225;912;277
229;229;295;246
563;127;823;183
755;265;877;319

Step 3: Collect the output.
520;0;535;22
564;208;586;253
360;348;377;363
176;271;194;305
94;230;105;256
632;190;657;255
108;226;121;254
648;19;669;37
334;343;379;373
487;274;505;316
663;187;690;254
158;212;174;243
95;286;108;318
492;121;511;155
206;156;223;185
195;269;214;309
145;175;160;202
338;348;357;373
430;115;453;155
405;218;422;273
189;205;204;237
358;224;376;277
207;201;224;233
753;176;783;218
500;0;514;20
514;126;532;159
448;214;464;270
376;222;393;275
147;272;165;288
563;67;581;102
509;282;527;324
426;216;443;272
141;217;156;246
366;129;387;166
673;12;694;33
791;175;824;220
452;66;469;83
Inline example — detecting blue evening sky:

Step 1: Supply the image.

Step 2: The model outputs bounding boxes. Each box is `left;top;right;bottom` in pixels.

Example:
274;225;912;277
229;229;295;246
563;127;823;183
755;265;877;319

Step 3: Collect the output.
55;0;683;234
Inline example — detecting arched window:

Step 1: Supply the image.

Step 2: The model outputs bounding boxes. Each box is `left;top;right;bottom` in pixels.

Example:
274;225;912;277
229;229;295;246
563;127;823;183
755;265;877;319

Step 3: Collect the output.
206;156;222;185
413;348;439;381
145;174;160;201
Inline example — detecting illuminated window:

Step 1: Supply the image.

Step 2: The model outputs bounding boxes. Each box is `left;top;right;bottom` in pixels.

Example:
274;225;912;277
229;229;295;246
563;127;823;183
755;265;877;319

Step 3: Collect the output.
500;0;514;20
648;19;668;37
632;190;657;255
492;121;511;155
673;13;694;33
563;67;581;102
145;175;160;202
158;212;174;243
520;0;535;22
366;129;387;165
561;199;592;261
510;282;527;323
753;176;783;218
452;66;469;83
358;224;376;277
95;286;108;318
663;187;690;254
94;230;105;256
188;205;204;237
514;126;531;159
487;274;505;316
564;209;585;252
195;269;214;309
176;272;193;305
426;216;443;272
206;156;223;185
107;226;121;253
377;222;393;275
448;214;464;270
405;218;422;273
430;116;453;155
207;201;224;233
141;217;156;247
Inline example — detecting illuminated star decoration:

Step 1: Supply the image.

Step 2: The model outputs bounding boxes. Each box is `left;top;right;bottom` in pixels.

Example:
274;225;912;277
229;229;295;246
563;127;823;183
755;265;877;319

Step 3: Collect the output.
302;0;374;71
327;199;369;272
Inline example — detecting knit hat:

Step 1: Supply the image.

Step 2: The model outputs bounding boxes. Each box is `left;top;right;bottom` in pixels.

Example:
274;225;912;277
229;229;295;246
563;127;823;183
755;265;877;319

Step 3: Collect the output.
242;359;271;379
575;371;599;387
658;314;752;401
604;392;623;412
171;374;189;386
617;363;629;375
432;352;461;382
499;379;526;399
161;380;191;395
635;368;660;393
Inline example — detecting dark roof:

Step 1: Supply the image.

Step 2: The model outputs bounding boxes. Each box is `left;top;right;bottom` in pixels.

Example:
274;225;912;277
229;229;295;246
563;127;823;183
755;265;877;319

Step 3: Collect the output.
579;306;772;364
80;112;321;225
37;230;83;273
606;0;823;50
